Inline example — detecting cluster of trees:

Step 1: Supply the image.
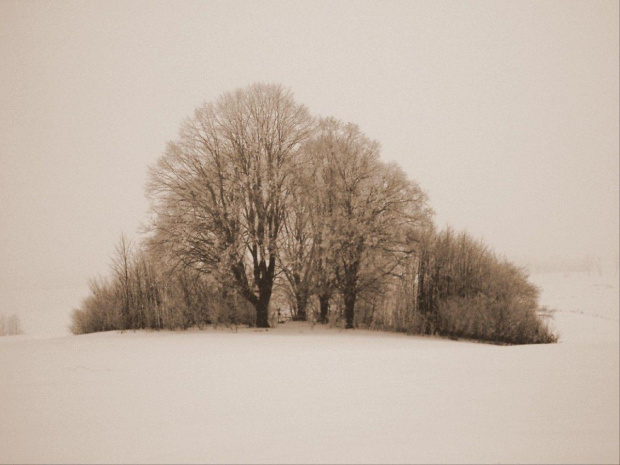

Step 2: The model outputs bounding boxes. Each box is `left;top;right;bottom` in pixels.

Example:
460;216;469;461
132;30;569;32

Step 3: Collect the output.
71;83;556;344
0;313;23;336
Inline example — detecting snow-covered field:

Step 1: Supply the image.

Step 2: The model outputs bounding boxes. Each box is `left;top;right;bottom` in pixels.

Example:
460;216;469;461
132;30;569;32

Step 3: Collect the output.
1;271;618;464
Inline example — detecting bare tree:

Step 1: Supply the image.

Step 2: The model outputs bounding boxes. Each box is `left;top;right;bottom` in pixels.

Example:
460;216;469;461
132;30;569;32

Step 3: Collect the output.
147;84;313;327
112;233;134;329
304;138;339;324
278;163;317;320
306;118;432;328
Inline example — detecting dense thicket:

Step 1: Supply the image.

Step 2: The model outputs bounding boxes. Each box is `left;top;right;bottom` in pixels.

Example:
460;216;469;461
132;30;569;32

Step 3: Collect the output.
71;236;254;335
71;84;557;344
369;228;557;344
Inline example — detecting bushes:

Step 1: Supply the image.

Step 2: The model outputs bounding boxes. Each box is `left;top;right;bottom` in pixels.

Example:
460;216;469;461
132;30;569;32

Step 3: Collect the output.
0;313;24;336
436;295;557;344
70;236;255;335
367;227;557;345
71;269;255;335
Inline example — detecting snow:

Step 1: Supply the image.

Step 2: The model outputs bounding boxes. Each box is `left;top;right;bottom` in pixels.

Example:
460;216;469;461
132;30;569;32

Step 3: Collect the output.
1;271;618;463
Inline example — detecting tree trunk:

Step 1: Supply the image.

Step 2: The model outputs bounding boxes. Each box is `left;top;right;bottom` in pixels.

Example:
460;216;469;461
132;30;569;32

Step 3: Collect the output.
344;290;356;329
294;288;310;321
255;283;272;328
319;294;330;324
294;297;307;321
255;297;270;328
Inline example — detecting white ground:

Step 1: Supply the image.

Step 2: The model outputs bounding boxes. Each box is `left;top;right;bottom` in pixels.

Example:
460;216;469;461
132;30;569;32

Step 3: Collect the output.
1;271;618;464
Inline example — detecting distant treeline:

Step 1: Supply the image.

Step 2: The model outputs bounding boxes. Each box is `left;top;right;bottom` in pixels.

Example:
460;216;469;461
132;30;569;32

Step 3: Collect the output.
71;84;556;345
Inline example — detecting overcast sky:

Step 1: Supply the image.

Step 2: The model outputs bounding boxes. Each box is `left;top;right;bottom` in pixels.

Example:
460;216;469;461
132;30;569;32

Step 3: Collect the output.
1;0;618;292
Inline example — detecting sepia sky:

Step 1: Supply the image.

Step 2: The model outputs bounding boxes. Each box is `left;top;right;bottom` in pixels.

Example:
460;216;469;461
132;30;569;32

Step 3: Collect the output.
1;0;618;291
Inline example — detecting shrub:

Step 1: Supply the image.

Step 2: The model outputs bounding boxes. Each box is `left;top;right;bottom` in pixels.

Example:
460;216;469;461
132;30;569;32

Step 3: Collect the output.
436;295;557;344
70;236;256;335
0;313;24;336
368;227;558;345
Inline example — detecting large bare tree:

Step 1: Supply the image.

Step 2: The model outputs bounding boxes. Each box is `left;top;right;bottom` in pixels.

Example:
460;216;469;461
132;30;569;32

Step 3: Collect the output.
147;84;313;327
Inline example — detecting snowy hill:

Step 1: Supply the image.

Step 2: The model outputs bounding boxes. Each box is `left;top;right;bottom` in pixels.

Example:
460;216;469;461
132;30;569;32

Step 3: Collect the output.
0;271;618;463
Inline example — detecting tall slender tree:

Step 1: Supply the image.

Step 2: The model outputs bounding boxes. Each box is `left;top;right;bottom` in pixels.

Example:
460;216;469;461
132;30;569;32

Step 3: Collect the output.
278;163;317;321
